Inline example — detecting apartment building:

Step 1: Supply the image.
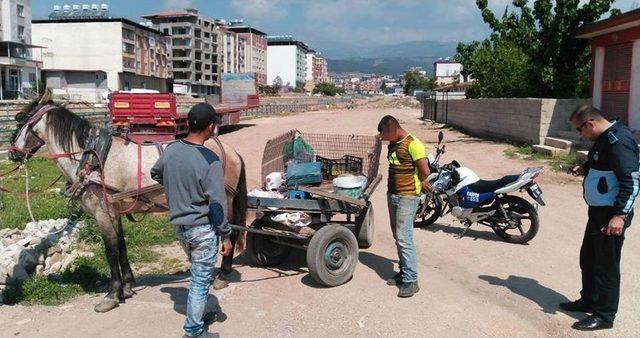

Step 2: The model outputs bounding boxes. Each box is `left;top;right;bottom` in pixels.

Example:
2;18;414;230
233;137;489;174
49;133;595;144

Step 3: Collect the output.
32;17;171;98
267;36;310;88
143;9;221;96
0;0;42;99
218;25;247;74
227;24;268;85
313;54;328;82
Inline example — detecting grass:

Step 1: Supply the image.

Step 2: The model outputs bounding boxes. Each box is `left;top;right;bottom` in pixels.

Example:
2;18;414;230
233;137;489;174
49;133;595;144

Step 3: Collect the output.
0;157;70;229
504;144;578;172
1;156;178;306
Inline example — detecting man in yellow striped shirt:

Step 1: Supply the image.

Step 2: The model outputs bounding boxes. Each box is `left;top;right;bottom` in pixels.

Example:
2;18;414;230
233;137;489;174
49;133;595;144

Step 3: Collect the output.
378;115;430;297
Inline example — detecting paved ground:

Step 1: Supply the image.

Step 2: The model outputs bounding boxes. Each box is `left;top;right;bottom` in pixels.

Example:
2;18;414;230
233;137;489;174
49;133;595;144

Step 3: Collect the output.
1;103;639;337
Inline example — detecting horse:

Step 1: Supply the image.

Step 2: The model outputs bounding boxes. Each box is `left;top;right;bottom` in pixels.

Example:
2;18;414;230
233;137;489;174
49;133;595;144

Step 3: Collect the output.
8;93;247;313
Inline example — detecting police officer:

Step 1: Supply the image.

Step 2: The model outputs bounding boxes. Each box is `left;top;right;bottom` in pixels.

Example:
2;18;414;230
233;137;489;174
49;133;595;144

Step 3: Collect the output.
561;105;639;331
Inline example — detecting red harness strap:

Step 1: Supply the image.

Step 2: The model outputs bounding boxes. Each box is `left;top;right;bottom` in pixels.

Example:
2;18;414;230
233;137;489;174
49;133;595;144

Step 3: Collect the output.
118;142;142;214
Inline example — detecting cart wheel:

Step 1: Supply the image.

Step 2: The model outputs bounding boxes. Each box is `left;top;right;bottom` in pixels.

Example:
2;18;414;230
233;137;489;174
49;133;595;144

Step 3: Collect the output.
306;224;358;287
355;202;374;249
247;232;291;267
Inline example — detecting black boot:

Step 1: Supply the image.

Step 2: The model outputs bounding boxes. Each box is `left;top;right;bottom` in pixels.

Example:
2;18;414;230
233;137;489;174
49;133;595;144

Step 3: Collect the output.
397;282;420;298
386;271;403;286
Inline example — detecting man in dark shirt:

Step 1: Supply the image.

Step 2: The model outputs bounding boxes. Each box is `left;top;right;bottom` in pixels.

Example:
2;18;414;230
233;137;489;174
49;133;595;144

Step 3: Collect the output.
562;105;639;331
151;103;233;338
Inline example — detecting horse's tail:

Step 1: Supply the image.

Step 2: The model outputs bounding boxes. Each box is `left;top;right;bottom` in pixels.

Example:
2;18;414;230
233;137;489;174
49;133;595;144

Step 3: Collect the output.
232;155;248;254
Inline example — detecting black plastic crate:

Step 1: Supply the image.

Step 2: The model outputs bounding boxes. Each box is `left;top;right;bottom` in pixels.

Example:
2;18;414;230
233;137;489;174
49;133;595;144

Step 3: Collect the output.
316;155;363;180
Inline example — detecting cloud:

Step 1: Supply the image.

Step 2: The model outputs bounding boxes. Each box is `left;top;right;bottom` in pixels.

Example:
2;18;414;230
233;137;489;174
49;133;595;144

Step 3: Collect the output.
162;0;195;10
230;0;289;21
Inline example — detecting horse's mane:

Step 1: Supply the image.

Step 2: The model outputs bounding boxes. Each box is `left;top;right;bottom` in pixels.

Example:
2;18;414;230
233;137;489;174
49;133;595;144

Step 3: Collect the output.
46;104;92;152
21;95;92;153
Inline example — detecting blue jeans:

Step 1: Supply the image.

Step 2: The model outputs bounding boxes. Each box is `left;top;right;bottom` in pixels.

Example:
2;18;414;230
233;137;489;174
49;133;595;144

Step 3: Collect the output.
387;193;420;283
174;224;218;338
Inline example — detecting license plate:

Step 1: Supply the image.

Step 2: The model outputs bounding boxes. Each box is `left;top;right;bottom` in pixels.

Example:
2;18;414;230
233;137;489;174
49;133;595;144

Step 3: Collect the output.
528;183;542;198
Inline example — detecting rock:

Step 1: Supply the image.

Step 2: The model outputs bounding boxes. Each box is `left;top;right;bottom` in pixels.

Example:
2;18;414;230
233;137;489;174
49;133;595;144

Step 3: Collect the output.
61;253;78;271
9;265;29;284
5;229;20;237
46;245;63;256
49;262;62;273
29;237;43;247
35;264;44;275
37;253;45;265
21;251;39;272
2;238;15;246
0;229;9;238
0;267;8;284
16;238;31;247
46;252;64;269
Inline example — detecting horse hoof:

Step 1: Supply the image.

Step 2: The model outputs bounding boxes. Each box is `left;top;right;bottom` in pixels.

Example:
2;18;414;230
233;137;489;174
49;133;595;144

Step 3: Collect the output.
94;298;120;313
123;286;135;299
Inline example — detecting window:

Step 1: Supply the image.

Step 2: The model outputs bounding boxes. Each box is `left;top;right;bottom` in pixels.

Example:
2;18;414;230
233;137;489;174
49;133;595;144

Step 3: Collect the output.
28;73;36;83
17;25;24;38
17;4;24;17
163;28;169;34
122;43;135;54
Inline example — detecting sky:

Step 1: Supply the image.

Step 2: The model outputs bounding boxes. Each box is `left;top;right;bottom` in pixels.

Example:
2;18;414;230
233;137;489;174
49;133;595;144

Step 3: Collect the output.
31;0;640;53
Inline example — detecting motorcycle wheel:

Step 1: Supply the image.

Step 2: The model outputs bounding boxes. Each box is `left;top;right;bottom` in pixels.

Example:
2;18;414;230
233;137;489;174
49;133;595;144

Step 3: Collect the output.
414;194;443;228
490;195;539;244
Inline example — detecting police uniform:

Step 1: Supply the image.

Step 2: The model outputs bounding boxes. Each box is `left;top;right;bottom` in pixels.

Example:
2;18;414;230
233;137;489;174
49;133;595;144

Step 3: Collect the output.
581;120;640;324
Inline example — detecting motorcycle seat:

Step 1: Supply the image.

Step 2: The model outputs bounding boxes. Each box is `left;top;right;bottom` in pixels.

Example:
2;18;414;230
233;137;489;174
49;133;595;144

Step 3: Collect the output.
467;175;520;193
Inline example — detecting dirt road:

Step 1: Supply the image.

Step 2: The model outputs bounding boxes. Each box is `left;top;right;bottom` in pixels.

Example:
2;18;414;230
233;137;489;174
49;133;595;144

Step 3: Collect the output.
1;104;639;337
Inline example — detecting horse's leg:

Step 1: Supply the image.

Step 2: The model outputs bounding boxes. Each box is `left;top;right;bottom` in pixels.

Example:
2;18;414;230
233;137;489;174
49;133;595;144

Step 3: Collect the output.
82;188;125;313
95;217;125;312
116;217;136;299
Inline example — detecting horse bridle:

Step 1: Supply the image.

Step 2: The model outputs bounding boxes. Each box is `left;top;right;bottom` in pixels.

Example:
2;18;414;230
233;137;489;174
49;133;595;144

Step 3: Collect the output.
9;104;57;158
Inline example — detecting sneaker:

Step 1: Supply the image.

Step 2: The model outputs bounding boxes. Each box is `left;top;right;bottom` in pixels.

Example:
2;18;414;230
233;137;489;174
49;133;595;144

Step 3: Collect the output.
182;332;220;338
386;272;403;286
397;282;420;298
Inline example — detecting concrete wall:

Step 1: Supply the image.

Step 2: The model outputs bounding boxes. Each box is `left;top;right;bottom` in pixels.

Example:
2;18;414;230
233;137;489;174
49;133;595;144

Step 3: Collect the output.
267;45;296;86
33;21;123;90
436;98;590;144
1;0;31;44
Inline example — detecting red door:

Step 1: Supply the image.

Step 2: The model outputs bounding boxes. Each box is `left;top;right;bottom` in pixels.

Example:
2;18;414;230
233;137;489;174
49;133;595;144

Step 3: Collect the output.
601;43;632;125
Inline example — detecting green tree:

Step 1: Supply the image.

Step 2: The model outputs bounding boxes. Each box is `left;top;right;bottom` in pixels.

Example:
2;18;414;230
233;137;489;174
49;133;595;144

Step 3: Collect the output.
458;0;620;98
313;82;345;96
454;41;480;82
403;70;436;96
466;40;532;98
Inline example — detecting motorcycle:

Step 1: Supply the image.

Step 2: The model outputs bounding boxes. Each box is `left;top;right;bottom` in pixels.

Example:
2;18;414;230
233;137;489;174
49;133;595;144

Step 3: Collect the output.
415;131;545;244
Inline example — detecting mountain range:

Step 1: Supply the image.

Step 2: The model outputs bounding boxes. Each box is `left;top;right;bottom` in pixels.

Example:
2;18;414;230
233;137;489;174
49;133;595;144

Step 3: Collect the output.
311;39;459;76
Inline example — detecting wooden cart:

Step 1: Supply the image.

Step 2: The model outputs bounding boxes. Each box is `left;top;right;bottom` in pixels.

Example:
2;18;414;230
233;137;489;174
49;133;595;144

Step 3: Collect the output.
231;130;382;287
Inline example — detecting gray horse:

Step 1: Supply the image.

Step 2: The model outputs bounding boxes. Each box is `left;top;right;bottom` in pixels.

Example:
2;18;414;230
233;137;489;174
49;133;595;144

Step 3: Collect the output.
9;93;247;312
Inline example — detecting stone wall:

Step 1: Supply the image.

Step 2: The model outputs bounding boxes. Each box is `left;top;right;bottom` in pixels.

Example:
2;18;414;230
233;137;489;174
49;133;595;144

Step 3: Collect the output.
0;219;88;288
434;98;590;144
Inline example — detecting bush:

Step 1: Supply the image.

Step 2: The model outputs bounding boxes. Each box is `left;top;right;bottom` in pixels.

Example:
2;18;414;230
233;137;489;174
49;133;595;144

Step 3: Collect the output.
312;82;345;96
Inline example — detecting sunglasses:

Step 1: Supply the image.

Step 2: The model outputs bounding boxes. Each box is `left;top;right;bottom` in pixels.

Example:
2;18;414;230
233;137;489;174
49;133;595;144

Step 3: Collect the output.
576;119;593;133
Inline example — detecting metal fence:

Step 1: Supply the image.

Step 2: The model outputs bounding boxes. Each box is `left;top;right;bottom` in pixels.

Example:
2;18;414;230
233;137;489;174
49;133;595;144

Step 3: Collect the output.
0;104;109;150
243;96;353;118
418;92;450;123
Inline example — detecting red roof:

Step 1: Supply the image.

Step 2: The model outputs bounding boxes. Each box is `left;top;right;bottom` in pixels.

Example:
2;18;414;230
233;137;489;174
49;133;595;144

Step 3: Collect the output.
575;8;640;39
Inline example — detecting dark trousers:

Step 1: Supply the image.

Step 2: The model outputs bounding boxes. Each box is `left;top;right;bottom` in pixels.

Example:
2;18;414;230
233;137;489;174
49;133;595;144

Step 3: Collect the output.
579;206;632;324
220;230;238;275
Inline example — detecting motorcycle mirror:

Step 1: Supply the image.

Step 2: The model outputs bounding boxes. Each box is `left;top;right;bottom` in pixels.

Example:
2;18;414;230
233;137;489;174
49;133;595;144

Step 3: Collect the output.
438;131;444;143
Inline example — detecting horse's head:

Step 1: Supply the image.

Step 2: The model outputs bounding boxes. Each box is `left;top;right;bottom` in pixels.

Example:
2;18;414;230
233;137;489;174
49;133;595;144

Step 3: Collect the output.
9;91;56;162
